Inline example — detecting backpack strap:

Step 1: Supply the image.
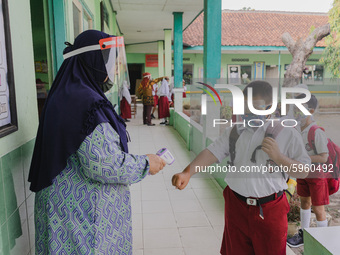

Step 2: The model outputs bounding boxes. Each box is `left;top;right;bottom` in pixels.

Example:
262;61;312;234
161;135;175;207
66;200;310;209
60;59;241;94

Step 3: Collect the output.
307;125;325;155
251;123;284;163
228;126;240;166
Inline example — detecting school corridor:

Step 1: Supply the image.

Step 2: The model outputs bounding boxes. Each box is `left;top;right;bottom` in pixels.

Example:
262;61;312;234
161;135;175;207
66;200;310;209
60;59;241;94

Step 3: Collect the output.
126;105;295;255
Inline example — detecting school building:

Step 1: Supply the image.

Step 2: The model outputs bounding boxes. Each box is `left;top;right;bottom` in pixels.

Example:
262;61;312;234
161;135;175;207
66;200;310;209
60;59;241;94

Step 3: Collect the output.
0;0;338;254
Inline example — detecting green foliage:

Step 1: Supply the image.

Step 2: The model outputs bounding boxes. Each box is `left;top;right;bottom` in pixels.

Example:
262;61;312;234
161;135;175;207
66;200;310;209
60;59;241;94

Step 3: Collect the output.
322;0;340;78
310;25;316;34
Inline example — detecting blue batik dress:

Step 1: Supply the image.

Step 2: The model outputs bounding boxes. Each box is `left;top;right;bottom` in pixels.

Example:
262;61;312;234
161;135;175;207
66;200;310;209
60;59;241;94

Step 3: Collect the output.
34;122;149;254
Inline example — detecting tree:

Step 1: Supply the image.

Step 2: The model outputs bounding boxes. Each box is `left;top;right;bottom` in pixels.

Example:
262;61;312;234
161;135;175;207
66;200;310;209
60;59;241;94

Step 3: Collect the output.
282;24;330;87
321;0;340;78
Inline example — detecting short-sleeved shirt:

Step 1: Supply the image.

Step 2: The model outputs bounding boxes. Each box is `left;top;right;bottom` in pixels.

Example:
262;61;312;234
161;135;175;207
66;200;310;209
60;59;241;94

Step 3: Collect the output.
299;122;329;156
207;122;311;198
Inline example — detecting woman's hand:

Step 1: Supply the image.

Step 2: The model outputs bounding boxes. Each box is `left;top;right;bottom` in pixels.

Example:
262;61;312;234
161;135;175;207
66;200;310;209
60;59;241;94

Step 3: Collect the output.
147;154;166;175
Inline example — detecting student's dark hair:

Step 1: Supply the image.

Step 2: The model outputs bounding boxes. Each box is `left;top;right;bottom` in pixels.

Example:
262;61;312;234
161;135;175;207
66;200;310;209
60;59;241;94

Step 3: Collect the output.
295;94;318;109
243;80;273;104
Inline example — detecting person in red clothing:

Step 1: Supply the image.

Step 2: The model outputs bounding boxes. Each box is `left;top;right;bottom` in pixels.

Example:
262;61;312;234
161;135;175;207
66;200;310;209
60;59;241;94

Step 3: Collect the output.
158;78;170;125
172;81;311;255
120;80;131;122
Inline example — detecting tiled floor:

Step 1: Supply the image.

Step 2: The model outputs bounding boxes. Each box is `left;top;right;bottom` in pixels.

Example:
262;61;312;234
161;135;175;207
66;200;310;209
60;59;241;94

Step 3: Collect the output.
126;105;295;255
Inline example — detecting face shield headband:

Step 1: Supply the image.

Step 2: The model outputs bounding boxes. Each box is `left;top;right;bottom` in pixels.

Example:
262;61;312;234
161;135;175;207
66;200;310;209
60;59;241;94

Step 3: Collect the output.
63;37;117;83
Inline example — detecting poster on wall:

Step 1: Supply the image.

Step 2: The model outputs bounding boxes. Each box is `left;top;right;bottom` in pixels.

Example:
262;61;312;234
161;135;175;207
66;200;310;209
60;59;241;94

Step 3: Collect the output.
0;0;18;138
254;62;265;79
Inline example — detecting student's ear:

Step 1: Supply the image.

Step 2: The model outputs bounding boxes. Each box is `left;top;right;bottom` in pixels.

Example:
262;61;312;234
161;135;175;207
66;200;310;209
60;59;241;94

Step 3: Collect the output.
310;109;315;114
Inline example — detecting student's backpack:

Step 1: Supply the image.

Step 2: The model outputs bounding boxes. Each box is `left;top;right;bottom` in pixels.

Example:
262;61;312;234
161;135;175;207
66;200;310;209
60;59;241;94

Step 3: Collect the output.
307;125;340;195
228;123;296;200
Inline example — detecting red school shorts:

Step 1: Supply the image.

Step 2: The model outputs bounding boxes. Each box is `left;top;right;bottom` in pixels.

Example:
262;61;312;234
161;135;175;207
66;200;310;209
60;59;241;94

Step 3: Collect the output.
220;186;290;255
297;178;329;206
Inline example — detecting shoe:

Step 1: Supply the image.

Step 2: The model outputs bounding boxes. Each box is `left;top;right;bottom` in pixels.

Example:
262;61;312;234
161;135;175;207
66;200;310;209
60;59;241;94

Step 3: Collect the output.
160;122;166;125
124;119;130;122
287;229;303;248
147;123;155;126
151;114;155;119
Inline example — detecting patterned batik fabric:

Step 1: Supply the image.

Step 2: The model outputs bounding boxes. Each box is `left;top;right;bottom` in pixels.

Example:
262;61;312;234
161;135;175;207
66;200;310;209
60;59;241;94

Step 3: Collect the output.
34;122;149;255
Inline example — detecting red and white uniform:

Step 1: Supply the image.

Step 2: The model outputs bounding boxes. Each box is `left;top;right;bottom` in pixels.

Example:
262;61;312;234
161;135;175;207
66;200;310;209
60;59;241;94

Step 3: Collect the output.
120;81;131;119
297;122;329;206
157;79;170;119
207;123;311;255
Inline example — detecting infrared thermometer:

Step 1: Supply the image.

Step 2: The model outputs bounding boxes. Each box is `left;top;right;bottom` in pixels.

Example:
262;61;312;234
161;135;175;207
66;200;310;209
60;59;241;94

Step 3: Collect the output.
156;148;175;165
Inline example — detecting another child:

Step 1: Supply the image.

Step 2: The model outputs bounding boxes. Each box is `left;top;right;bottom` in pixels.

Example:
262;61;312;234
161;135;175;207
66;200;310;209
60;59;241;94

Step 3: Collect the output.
287;95;329;248
172;81;311;255
120;80;131;122
158;77;171;125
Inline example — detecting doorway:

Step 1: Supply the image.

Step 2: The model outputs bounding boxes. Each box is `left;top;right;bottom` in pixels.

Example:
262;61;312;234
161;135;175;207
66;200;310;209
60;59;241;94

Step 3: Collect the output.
128;64;144;95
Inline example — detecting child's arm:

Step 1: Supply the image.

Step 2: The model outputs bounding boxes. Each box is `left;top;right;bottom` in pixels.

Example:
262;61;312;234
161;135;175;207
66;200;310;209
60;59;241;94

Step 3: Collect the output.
310;153;328;164
172;149;218;190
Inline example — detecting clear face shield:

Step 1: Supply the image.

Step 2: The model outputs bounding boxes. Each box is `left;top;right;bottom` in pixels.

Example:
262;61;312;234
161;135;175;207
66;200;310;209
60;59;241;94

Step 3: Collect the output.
293;103;309;122
99;37;117;83
240;99;271;129
63;37;117;83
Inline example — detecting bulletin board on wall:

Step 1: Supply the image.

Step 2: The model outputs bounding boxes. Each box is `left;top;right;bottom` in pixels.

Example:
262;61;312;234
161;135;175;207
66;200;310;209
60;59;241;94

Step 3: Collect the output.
0;0;18;138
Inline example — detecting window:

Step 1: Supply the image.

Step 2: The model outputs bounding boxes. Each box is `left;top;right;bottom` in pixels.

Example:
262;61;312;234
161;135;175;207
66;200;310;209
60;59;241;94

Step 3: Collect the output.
72;2;81;38
228;65;252;84
72;0;93;38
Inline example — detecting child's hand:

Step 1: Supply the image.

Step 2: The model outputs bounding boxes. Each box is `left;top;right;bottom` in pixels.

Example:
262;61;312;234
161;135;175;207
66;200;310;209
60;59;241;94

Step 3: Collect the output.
172;172;190;190
262;137;282;163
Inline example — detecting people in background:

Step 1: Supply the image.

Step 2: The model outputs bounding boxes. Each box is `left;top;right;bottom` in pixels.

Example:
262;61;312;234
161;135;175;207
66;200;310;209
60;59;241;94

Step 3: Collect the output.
120;80;131;122
28;30;166;255
151;81;159;119
287;95;330;248
172;81;311;255
138;73;166;126
182;79;187;98
158;77;171;125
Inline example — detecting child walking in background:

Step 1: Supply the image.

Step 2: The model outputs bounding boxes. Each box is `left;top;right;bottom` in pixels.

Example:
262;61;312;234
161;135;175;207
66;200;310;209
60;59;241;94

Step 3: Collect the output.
120;80;131;122
158;77;171;125
287;95;330;248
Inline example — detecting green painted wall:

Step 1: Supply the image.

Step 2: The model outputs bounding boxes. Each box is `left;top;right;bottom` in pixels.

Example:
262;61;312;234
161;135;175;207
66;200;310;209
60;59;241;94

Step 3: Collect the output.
126;50;333;82
0;0;39;254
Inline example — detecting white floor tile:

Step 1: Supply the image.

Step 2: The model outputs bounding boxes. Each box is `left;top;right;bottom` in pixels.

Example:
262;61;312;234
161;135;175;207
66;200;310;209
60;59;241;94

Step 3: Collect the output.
168;189;196;201
133;229;144;249
179;227;220;248
198;198;225;212
133;249;143;255
174;212;210;228
143;229;182;249
193;188;223;199
143;213;177;229
184;246;221;255
142;200;173;213
171;199;203;213
142;189;169;201
144;248;184;255
132;213;143;230
205;210;225;226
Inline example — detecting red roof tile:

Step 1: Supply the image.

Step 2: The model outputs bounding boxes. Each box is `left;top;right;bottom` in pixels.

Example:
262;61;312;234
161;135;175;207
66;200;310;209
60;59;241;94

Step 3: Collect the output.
183;10;329;47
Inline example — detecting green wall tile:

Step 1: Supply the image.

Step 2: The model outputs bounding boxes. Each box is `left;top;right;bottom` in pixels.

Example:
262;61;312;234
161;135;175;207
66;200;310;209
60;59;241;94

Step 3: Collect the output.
2;148;23;219
22;139;35;198
0;222;10;255
0;158;6;225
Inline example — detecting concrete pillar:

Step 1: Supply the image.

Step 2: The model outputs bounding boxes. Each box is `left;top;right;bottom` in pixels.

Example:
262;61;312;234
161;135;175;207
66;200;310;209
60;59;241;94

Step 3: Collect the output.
173;12;184;112
203;0;221;80
164;29;172;78
158;40;164;77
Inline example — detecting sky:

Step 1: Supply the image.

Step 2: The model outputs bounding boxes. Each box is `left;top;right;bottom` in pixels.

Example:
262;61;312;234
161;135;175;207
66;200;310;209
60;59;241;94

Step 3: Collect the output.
222;0;334;13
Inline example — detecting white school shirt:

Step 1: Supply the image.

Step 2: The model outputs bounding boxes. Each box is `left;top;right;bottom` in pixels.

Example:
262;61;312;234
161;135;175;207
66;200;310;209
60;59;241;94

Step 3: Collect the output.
299;122;328;157
207;122;311;198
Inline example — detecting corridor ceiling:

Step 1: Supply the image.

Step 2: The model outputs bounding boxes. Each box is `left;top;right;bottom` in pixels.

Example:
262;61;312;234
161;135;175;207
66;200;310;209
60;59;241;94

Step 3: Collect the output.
110;0;203;45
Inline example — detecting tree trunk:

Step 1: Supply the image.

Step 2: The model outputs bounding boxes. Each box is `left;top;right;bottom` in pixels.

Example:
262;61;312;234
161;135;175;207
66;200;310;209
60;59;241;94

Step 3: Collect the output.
282;24;331;87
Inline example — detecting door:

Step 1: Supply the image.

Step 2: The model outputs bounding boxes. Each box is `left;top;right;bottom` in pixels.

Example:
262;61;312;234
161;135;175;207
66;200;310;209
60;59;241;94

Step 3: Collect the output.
128;64;144;95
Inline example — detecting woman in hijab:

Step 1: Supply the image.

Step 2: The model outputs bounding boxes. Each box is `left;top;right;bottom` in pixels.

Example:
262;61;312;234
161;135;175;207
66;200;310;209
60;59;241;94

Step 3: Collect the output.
120;80;132;122
28;30;165;255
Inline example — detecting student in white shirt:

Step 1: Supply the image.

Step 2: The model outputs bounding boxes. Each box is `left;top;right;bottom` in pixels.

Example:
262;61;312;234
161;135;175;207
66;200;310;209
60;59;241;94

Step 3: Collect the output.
172;81;311;255
287;95;329;248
